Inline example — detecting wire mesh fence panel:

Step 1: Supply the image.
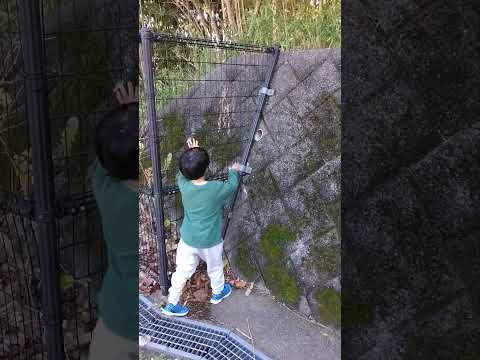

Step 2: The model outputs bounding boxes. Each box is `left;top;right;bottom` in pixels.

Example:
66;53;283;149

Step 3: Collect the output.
1;1;137;359
140;30;279;289
1;1;45;357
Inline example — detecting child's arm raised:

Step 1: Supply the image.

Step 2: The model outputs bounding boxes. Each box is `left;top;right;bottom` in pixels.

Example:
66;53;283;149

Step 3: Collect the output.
217;163;241;203
176;170;188;188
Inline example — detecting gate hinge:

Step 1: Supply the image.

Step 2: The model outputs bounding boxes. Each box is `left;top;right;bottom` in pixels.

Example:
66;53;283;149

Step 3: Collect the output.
259;87;275;96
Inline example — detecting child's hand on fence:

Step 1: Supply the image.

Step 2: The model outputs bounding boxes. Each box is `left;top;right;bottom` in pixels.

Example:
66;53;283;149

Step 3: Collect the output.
113;81;139;105
230;162;241;172
186;137;199;149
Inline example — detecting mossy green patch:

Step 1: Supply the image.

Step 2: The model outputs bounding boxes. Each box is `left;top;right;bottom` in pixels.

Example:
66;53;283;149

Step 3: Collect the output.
315;288;341;326
260;224;295;262
235;241;257;280
264;263;300;304
259;224;299;304
194;112;242;171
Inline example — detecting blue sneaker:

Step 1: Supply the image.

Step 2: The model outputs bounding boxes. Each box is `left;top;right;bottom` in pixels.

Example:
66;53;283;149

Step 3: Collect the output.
161;303;189;317
210;284;232;304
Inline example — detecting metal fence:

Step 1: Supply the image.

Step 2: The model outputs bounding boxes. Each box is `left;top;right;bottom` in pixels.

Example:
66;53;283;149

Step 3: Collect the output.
0;1;136;359
139;29;280;294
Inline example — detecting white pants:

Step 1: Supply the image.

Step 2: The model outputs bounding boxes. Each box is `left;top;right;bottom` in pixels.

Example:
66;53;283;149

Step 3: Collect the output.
168;239;225;305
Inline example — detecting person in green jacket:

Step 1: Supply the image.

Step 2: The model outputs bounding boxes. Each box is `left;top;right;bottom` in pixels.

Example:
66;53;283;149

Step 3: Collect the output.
88;82;139;360
162;137;241;316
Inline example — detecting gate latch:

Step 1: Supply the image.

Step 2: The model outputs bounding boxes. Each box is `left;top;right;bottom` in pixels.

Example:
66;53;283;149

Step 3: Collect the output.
259;87;275;96
239;164;252;175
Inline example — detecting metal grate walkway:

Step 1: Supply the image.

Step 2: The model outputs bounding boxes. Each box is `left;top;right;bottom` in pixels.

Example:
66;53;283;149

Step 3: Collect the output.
139;295;272;360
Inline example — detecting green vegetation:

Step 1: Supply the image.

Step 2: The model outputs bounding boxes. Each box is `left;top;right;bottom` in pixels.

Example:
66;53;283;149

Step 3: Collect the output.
259;224;300;304
264;262;300;304
260;223;295;258
315;288;341;326
239;0;341;49
140;0;341;50
235;240;257;279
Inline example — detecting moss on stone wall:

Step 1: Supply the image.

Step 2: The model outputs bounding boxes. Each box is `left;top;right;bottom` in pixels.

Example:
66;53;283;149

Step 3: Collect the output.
260;224;295;260
235;240;257;280
259;224;300;304
309;93;341;158
195;112;242;171
315;288;341;326
195;112;217;147
265;263;300;304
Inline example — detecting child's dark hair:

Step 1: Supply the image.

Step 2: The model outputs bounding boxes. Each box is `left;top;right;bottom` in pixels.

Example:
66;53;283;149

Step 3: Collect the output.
95;103;139;180
179;147;210;180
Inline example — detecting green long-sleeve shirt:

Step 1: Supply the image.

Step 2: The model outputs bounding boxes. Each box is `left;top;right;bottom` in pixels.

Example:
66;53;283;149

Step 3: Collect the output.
90;159;138;340
177;169;240;249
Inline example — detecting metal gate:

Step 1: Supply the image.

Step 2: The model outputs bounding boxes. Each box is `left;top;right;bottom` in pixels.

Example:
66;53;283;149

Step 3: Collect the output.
139;29;280;294
0;1;137;359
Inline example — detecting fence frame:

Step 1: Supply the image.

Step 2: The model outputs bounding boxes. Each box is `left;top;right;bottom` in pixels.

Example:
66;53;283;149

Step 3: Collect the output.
140;28;171;294
140;28;280;294
18;1;65;359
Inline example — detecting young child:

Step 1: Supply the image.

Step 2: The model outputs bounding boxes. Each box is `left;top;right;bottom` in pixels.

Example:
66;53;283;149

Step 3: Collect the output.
88;82;139;360
162;137;241;316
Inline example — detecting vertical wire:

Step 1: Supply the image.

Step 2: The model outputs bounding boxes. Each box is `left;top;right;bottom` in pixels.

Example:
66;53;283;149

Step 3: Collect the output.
11;214;32;358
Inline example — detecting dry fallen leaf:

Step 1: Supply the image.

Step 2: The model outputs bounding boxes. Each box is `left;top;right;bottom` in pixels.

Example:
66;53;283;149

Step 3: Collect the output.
230;278;247;289
193;288;209;302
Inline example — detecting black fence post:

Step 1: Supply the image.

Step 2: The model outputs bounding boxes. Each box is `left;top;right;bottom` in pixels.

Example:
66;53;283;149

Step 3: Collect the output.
18;1;65;359
221;45;281;241
140;27;170;295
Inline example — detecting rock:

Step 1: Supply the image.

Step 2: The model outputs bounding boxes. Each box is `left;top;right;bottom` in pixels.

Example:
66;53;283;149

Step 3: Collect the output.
299;296;312;316
327;276;341;292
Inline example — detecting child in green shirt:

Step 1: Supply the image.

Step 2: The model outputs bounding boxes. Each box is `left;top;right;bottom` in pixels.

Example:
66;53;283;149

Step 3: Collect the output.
162;138;241;316
88;82;139;359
